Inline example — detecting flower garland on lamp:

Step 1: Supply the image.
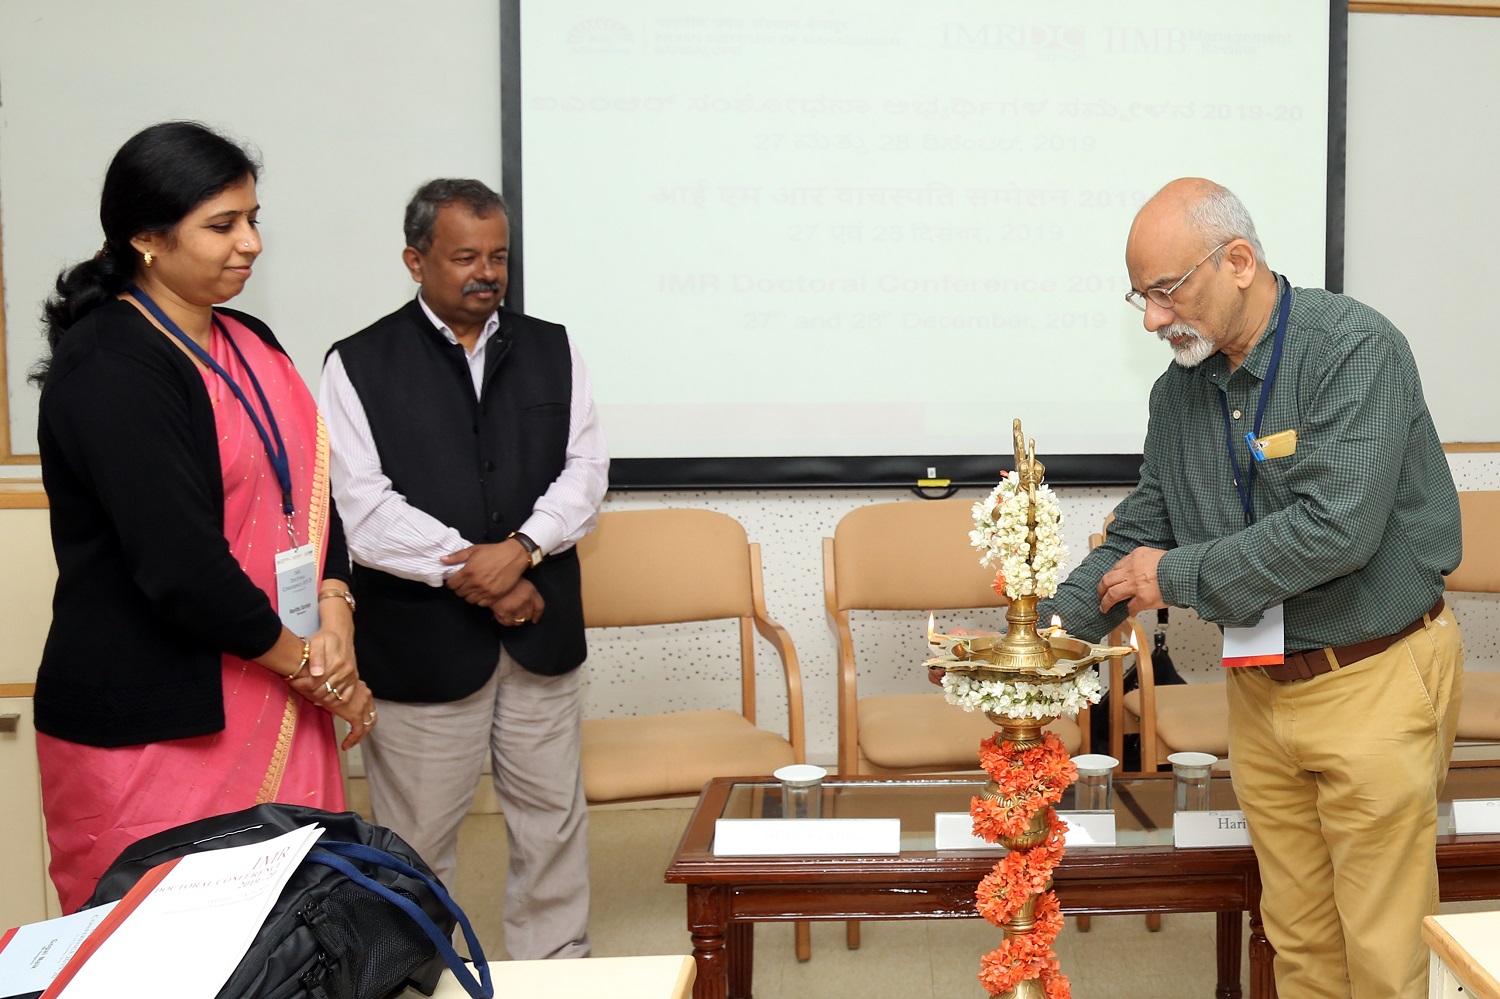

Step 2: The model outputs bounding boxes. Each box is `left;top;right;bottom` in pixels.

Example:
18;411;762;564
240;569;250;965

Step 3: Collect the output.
971;734;1075;998
924;420;1129;999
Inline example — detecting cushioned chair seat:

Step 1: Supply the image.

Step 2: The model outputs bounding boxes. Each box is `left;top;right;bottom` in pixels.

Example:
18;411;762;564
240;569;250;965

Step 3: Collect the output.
581;710;796;802
856;693;1081;772
1121;682;1229;760
1457;671;1500;741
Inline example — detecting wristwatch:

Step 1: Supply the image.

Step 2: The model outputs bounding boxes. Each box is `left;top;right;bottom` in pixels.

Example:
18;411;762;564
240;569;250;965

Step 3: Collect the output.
509;531;544;568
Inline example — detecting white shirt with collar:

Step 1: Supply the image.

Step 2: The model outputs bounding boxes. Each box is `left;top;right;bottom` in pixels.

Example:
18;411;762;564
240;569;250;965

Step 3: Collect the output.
320;293;608;587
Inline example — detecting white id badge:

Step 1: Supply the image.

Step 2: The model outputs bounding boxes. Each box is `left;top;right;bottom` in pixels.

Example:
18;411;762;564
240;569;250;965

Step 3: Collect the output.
1222;603;1285;669
275;544;320;636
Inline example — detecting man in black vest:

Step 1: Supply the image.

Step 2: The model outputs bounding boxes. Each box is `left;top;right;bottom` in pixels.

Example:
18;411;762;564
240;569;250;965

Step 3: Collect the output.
321;178;608;960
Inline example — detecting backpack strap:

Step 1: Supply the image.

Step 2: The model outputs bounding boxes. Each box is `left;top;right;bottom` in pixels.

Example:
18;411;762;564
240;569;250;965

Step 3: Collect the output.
307;842;494;999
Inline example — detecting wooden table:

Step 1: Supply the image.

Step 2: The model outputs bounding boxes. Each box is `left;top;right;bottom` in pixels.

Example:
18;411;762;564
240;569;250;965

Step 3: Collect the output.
1425;910;1500;999
665;763;1500;999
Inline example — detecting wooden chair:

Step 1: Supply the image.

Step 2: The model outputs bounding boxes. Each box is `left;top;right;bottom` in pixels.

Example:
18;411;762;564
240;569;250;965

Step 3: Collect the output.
577;507;812;957
825;498;1089;948
824;498;1086;777
577;508;806;803
1450;491;1500;744
1089;520;1228;774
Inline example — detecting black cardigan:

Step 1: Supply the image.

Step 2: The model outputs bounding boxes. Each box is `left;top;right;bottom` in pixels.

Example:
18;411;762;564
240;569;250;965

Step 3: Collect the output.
34;300;351;747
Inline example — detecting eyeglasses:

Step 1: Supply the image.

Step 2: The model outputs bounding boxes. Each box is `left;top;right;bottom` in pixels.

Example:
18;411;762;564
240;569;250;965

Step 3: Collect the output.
1125;242;1228;312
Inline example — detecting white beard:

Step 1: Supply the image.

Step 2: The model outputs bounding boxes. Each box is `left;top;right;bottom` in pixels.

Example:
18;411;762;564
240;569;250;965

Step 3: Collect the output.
1158;323;1216;368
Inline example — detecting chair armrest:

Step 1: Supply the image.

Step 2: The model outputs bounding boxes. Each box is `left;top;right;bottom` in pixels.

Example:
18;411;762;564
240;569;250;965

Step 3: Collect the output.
824;537;862;775
750;542;806;763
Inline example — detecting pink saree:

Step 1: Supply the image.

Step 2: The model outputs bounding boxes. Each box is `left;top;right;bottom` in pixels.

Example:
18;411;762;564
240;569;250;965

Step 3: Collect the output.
38;314;345;912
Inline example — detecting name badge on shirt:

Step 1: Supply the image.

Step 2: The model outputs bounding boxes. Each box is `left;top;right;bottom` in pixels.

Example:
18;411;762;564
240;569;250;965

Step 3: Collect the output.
1247;428;1298;462
275;544;319;637
1223;603;1285;668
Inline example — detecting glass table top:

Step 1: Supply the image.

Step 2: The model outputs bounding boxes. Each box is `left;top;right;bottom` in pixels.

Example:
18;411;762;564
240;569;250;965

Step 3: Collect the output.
718;764;1500;852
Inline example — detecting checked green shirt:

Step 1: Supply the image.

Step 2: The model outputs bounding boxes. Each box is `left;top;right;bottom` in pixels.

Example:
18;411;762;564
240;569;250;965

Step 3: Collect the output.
1041;281;1460;651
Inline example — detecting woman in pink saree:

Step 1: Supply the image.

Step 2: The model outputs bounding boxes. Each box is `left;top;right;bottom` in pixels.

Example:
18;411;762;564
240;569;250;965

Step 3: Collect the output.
32;122;375;912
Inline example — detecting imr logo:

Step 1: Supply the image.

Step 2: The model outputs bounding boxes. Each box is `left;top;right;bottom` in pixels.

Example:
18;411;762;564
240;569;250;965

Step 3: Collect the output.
941;23;1085;50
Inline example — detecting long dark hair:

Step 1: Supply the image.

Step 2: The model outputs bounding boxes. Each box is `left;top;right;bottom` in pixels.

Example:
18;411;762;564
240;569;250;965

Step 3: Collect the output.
31;121;260;383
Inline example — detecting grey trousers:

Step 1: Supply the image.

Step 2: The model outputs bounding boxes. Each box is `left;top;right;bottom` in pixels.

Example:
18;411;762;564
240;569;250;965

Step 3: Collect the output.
361;648;591;960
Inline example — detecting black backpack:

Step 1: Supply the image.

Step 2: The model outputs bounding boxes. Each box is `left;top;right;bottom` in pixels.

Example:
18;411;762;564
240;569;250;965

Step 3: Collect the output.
83;803;492;999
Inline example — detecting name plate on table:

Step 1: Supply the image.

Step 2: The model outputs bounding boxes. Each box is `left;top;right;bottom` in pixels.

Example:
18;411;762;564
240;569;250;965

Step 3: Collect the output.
712;818;900;856
933;812;1116;850
1173;810;1252;848
1452;799;1500;835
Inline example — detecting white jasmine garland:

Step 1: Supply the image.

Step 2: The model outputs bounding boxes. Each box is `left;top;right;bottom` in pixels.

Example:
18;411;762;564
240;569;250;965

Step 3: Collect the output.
941;669;1102;720
969;471;1068;600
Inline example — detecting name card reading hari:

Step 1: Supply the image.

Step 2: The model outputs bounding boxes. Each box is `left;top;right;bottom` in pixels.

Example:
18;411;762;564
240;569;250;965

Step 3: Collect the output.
1173;811;1253;849
713;818;900;857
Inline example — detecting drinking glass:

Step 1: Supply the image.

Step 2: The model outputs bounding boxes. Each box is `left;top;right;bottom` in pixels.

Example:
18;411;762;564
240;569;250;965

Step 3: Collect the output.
1069;754;1119;811
773;764;827;819
1168;752;1217;811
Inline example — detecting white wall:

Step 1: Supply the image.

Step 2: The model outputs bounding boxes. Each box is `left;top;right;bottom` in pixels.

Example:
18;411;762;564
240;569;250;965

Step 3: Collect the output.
1343;12;1500;430
0;0;503;454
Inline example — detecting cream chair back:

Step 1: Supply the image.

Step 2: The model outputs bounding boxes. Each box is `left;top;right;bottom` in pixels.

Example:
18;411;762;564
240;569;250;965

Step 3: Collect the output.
831;498;1001;611
579;508;753;626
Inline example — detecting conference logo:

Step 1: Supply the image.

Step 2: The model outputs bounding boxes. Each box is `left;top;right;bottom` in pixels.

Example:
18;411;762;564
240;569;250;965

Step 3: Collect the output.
566;18;634;53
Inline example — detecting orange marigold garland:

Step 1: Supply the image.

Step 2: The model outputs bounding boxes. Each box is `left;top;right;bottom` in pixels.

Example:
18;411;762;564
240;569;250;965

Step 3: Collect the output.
970;731;1077;997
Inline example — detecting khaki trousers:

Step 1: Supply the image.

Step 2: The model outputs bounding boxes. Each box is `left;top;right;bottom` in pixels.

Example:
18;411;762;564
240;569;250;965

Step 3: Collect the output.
361;648;591;960
1227;606;1462;999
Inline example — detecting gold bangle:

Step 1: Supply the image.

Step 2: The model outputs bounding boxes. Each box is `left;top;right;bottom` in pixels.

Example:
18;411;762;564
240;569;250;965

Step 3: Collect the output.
318;588;356;612
285;639;311;682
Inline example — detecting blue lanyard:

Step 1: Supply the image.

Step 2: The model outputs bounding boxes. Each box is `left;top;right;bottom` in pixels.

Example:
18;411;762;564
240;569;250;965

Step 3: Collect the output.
1218;275;1292;527
127;286;296;519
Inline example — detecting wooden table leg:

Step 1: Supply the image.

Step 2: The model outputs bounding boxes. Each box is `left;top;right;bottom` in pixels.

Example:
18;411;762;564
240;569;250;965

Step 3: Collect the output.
687;885;731;999
728;922;754;999
1215;910;1243;999
1249;880;1277;999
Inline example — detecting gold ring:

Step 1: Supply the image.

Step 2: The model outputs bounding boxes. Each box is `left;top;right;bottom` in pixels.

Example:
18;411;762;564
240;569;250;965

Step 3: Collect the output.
515;617;527;625
324;681;337;695
365;710;377;724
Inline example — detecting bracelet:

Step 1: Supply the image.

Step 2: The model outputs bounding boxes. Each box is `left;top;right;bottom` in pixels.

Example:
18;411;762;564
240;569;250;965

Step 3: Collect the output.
285;639;311;682
318;588;356;612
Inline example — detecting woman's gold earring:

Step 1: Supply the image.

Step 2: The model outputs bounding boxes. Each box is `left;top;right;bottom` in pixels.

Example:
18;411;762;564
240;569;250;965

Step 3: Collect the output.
143;251;153;268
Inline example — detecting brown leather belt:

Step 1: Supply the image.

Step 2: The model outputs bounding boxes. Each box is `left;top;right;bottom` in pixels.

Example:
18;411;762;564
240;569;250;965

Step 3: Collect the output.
1259;597;1445;683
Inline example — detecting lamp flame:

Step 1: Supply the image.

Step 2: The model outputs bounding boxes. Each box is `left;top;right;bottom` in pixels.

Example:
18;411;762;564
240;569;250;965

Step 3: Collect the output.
928;613;935;644
1129;630;1140;652
1049;614;1062;631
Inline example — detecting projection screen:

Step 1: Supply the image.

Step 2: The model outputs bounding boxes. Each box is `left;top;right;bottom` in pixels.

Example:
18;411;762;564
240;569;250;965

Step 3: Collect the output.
507;1;1341;487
